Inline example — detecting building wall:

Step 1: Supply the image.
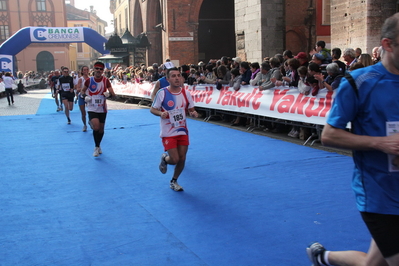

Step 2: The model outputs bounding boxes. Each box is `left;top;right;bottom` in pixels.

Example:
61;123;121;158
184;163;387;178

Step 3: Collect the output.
19;43;69;72
235;0;285;62
113;0;129;36
162;0;202;65
66;4;108;69
284;0;313;56
234;0;261;61
69;44;77;71
331;0;397;54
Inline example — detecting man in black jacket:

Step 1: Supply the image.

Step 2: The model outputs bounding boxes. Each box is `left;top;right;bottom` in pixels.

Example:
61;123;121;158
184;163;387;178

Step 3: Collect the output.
57;67;75;124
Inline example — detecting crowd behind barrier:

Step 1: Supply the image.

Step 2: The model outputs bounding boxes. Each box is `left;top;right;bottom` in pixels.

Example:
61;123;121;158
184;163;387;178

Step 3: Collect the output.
111;80;333;126
111;79;333;144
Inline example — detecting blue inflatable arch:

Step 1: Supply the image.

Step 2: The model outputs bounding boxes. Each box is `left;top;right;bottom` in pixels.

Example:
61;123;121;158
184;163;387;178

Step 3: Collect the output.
0;27;109;73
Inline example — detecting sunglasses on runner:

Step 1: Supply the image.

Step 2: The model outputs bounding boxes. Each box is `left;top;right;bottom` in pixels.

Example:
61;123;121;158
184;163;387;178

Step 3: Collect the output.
95;67;104;71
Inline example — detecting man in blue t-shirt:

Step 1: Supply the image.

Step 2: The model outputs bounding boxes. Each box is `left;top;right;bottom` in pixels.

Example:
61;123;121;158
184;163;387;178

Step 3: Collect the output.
150;62;175;101
307;13;399;266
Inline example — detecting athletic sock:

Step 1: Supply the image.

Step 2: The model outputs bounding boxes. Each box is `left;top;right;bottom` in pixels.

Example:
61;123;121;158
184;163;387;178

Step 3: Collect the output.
317;250;331;266
98;131;104;144
93;130;100;147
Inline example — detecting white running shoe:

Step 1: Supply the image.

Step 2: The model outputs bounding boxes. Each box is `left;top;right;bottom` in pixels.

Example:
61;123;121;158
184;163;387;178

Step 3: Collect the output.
93;147;100;157
98;146;102;154
170;180;184;191
83;125;87;132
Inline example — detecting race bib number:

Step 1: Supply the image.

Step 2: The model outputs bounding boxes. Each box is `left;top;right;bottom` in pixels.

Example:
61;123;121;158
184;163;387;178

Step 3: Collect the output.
168;109;186;127
61;83;71;91
91;95;105;106
386;121;399;172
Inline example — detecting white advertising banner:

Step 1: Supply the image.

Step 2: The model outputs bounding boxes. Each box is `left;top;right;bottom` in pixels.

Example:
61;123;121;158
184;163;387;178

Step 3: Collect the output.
112;81;334;125
30;27;84;42
0;54;13;72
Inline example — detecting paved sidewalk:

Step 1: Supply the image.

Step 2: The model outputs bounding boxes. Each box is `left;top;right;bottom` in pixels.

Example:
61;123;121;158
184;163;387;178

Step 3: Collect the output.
0;88;49;116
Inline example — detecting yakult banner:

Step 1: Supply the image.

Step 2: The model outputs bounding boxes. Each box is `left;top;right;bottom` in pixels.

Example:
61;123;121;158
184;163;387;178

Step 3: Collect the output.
111;81;335;126
30;27;84;42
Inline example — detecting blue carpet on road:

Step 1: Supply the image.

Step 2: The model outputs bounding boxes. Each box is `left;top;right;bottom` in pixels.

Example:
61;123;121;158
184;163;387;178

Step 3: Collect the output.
0;93;370;265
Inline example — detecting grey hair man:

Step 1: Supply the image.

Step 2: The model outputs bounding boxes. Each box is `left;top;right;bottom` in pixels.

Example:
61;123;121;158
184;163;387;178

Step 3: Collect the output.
343;48;357;71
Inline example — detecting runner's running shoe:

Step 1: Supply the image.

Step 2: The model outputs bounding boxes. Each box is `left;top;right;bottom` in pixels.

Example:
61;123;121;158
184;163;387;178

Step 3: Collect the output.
159;153;167;174
306;242;326;266
170;180;184;191
93;147;100;157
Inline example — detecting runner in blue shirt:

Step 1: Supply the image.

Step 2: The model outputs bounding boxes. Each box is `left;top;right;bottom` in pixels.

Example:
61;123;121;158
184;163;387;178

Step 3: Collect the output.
307;13;399;266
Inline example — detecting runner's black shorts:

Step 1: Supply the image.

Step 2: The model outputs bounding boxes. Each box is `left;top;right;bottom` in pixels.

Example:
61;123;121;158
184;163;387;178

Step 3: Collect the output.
88;112;107;124
361;212;399;258
61;92;75;102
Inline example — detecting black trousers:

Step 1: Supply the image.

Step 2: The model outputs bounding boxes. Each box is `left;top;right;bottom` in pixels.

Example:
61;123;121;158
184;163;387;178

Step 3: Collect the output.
5;88;14;104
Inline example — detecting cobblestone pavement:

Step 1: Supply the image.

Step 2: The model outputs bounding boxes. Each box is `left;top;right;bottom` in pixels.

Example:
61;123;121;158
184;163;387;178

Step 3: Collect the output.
0;88;48;116
0;87;350;156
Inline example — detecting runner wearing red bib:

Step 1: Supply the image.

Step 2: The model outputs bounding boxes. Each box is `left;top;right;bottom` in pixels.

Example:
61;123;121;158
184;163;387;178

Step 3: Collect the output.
82;62;116;157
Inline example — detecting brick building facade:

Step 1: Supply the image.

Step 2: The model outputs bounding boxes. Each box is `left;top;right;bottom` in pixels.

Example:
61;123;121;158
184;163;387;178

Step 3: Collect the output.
113;0;236;66
111;0;399;66
331;0;397;54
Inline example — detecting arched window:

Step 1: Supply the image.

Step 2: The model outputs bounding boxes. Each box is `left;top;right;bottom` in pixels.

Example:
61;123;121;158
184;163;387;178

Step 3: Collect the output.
36;51;54;73
36;0;46;11
0;0;7;11
322;0;331;26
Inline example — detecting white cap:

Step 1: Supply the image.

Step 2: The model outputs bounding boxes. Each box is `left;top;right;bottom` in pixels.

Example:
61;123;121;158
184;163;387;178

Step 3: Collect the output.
233;57;242;63
164;62;175;69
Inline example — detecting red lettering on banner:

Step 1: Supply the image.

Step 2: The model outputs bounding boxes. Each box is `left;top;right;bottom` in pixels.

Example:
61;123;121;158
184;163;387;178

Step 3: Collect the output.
216;88;263;110
231;91;245;106
277;95;296;113
319;91;333;117
252;90;263;110
272;89;334;117
290;94;310;115
188;86;213;104
304;97;323;117
270;89;289;110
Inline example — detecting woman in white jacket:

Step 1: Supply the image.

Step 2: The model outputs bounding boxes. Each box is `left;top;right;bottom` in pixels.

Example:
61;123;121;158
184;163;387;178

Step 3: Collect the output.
3;72;15;105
